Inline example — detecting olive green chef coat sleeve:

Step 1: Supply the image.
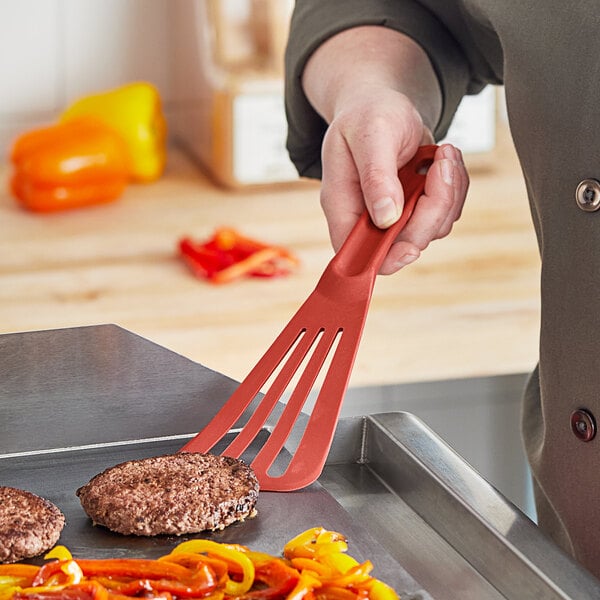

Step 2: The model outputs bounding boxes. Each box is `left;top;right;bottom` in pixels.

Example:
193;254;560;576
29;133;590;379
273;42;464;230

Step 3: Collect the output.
284;0;502;179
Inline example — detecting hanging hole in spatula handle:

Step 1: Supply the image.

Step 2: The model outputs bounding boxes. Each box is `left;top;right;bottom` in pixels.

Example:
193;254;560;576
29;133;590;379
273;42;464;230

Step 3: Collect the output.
329;144;438;278
392;143;438;230
409;145;437;175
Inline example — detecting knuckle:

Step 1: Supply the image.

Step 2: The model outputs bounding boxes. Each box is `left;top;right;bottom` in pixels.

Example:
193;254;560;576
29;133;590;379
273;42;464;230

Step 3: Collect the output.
359;165;392;192
435;222;454;240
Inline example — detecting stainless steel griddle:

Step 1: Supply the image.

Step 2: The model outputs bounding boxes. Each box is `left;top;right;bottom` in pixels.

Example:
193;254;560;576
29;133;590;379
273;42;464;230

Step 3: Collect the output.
1;325;598;599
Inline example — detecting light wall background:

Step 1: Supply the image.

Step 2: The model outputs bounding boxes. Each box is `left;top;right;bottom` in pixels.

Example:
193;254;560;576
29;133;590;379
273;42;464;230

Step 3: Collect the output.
1;0;175;158
0;0;497;162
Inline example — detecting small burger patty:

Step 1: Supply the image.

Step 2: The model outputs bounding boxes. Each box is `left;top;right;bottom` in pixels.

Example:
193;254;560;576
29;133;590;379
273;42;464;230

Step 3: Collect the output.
76;452;259;536
0;486;65;564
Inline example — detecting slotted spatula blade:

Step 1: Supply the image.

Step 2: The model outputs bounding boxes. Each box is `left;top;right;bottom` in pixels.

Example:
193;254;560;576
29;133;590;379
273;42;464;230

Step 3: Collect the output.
181;145;437;491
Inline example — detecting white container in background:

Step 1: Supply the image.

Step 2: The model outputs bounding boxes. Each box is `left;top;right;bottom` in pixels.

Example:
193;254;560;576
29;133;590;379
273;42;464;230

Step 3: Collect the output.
441;85;498;163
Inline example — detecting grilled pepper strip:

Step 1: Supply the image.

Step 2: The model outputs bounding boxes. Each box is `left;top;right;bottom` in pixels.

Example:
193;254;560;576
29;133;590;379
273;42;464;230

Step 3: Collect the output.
1;529;400;600
13;580;109;600
179;228;299;283
0;567;39;580
166;540;254;596
10;117;129;212
35;559;217;599
240;559;299;599
66;559;197;582
60;82;167;182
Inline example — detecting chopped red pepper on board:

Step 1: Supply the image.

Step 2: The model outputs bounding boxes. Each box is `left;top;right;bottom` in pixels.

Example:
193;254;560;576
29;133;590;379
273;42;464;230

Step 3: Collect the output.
179;228;299;284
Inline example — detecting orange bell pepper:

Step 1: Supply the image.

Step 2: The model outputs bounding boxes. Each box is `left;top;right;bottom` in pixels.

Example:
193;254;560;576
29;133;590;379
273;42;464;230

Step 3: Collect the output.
10;117;129;212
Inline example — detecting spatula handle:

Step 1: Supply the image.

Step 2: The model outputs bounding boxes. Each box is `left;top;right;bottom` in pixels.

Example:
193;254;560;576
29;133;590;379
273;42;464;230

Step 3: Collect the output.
329;144;438;278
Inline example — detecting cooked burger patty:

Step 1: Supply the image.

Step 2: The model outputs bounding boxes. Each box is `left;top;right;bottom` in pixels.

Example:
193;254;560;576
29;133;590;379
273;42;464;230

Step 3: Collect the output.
0;486;65;563
76;452;259;536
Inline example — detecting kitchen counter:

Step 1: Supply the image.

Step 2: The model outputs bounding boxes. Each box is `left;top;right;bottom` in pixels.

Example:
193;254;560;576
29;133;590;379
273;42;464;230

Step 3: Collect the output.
0;125;540;388
3;325;596;600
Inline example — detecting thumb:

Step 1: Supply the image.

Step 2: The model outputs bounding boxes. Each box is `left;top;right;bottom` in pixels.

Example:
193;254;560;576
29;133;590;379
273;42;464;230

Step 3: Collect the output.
359;139;421;229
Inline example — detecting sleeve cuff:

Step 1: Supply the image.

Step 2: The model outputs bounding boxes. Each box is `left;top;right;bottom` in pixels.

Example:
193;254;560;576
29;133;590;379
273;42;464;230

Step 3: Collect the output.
284;0;476;179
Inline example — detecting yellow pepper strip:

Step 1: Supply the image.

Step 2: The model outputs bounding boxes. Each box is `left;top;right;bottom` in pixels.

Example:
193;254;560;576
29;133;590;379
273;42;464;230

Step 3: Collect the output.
245;550;280;566
0;577;27;587
314;541;349;558
164;539;254;596
160;551;228;575
318;551;359;575
0;575;29;600
368;579;400;600
159;551;230;591
0;566;39;600
0;584;21;600
322;561;374;587
61;82;167;182
285;528;324;550
289;558;335;578
45;545;73;561
284;527;325;560
316;587;364;600
315;530;348;545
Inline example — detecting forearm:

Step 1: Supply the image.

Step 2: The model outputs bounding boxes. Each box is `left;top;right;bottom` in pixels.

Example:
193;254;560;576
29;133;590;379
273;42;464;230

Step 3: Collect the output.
301;26;442;133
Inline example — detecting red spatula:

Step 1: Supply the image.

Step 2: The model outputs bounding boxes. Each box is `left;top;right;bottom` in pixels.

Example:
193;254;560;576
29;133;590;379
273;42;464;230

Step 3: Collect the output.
181;145;437;491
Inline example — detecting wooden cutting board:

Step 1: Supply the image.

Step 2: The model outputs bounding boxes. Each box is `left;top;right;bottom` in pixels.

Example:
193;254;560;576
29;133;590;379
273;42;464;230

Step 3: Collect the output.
0;125;540;388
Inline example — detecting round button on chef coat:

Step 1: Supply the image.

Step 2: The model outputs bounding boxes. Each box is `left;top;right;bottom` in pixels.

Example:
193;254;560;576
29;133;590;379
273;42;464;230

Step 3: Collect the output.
575;179;600;212
571;408;596;441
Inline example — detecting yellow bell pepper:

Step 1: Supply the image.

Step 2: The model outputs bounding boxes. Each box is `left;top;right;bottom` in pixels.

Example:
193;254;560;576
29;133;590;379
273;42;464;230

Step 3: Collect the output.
60;82;167;182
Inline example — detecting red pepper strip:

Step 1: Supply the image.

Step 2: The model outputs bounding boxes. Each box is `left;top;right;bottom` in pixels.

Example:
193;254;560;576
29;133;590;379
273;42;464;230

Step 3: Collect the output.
237;559;299;600
159;553;229;587
211;229;299;279
80;560;216;599
83;578;172;600
103;572;216;598
31;562;69;587
68;559;193;581
211;248;287;284
179;239;223;279
285;571;322;600
14;581;173;600
32;559;216;599
14;580;108;600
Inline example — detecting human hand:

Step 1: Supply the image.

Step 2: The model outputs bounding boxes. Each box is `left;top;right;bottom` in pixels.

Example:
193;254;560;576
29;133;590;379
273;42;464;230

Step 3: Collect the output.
319;87;469;275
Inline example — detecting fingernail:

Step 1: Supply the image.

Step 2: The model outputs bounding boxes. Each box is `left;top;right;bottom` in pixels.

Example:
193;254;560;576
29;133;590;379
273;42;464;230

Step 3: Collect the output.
442;144;456;160
440;159;454;186
395;253;419;269
372;196;399;228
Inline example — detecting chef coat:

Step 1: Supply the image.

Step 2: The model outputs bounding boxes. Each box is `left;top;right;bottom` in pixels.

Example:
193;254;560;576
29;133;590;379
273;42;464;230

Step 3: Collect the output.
284;0;600;579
